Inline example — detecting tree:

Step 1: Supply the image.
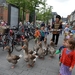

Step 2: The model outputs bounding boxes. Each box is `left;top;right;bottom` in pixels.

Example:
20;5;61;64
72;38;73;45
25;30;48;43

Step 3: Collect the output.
36;5;53;24
6;0;30;21
6;0;45;22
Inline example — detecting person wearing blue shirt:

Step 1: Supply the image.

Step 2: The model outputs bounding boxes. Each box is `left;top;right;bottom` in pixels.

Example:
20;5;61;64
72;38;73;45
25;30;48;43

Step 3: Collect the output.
71;26;75;40
40;27;45;41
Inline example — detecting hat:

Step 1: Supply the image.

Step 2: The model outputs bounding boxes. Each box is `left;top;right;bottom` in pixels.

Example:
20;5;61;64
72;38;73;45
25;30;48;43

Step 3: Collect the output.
56;15;61;20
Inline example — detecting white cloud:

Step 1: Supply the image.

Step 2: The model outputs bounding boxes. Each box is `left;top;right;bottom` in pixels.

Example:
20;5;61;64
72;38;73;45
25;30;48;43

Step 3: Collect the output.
54;0;69;3
46;0;75;17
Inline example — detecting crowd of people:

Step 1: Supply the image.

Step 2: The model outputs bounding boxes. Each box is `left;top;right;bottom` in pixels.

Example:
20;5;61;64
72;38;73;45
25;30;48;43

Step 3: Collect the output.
58;24;75;75
33;15;75;75
0;15;75;75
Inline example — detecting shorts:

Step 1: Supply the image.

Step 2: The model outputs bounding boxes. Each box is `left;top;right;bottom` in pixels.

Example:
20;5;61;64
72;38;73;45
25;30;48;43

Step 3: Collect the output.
40;36;44;41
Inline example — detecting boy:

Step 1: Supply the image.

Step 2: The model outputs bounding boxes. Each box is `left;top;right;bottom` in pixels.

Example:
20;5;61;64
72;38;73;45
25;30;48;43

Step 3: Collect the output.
34;27;40;43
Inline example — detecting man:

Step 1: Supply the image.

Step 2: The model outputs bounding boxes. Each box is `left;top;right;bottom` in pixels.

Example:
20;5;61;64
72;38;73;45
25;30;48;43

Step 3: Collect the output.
41;22;45;27
19;21;25;35
52;15;62;46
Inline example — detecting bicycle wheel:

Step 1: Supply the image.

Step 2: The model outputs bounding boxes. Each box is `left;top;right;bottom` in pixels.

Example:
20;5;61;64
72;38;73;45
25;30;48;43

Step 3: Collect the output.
14;41;23;52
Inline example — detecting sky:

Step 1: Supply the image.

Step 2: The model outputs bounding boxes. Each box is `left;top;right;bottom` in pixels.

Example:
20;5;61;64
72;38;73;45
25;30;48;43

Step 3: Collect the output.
46;0;75;17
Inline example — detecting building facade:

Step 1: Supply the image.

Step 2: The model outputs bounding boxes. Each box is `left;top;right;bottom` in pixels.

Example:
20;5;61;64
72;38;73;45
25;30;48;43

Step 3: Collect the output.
49;12;58;26
0;0;8;22
0;6;8;22
68;10;75;25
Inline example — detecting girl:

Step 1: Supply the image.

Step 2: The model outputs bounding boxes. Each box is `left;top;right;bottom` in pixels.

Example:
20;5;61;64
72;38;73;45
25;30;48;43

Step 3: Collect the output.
58;38;68;60
59;38;75;75
64;25;70;38
66;30;72;39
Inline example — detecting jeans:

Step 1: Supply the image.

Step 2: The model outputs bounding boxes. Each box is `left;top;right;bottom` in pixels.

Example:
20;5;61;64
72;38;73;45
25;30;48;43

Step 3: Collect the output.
52;34;59;45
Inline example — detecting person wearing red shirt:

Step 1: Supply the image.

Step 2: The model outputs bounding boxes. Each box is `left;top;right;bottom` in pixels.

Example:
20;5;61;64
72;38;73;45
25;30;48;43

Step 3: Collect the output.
59;38;75;75
34;27;40;44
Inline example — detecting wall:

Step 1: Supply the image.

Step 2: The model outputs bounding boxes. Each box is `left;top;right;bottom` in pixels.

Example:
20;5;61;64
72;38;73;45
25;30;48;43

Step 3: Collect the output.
0;6;3;19
0;6;8;22
26;12;29;22
3;7;8;22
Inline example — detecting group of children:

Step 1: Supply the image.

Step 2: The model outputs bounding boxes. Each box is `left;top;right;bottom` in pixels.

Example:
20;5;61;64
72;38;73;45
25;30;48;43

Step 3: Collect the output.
56;25;75;75
34;26;49;43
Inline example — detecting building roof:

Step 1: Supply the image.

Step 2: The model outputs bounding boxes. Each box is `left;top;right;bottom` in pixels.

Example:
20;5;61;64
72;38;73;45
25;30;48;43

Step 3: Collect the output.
61;17;68;22
52;12;58;15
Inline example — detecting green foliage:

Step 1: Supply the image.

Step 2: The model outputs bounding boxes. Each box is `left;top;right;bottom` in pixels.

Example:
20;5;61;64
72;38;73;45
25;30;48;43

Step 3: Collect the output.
6;0;53;23
6;0;45;21
36;5;53;23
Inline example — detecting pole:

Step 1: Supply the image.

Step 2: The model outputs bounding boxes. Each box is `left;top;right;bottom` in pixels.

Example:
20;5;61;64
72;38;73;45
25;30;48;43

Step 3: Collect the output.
33;9;35;27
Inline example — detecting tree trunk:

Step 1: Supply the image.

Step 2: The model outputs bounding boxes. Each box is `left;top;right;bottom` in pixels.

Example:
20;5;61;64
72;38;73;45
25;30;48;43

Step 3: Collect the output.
22;7;25;23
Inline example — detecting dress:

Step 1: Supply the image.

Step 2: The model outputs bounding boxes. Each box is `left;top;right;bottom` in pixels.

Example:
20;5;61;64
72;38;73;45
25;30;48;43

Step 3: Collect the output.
60;49;72;75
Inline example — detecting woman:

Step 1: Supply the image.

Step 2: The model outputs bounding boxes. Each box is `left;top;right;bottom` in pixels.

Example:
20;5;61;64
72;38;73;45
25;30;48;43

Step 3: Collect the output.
52;15;62;46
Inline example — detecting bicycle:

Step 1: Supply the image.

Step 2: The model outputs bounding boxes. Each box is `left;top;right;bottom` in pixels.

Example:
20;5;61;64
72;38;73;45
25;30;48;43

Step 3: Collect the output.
0;32;9;50
14;33;25;52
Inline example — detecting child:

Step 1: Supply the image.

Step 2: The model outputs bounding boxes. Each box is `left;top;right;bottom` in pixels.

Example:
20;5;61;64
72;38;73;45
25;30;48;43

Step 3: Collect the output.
59;38;75;75
58;38;68;60
66;30;71;39
69;33;73;39
64;25;70;38
40;27;45;41
71;26;75;34
34;27;40;43
71;26;75;40
44;25;49;38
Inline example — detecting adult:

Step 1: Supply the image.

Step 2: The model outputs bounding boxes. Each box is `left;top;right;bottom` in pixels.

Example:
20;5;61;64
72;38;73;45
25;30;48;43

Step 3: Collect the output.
47;23;51;30
51;15;62;46
41;22;45;27
18;21;25;35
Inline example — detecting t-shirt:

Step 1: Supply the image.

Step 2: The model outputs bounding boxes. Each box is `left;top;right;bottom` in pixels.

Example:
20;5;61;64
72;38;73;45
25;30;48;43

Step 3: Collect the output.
40;30;45;37
34;30;40;38
64;27;70;33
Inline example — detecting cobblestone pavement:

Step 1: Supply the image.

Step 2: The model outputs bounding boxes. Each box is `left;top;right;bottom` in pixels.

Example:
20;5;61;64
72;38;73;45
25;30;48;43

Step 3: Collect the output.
0;34;75;75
